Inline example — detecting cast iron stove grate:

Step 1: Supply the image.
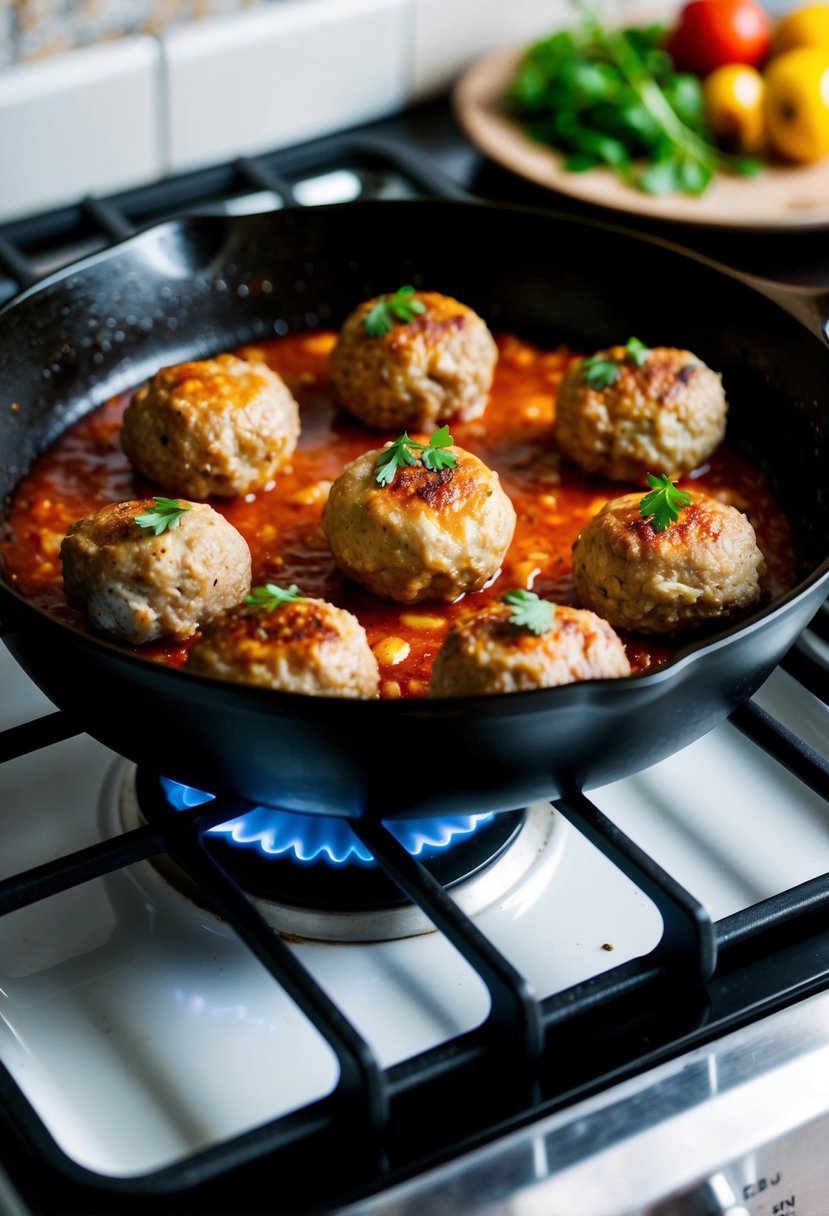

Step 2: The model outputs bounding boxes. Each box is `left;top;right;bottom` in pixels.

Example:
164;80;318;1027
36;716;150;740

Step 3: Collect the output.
0;133;828;1215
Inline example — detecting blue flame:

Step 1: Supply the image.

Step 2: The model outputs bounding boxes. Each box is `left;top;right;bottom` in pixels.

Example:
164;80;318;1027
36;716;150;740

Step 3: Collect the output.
161;778;493;868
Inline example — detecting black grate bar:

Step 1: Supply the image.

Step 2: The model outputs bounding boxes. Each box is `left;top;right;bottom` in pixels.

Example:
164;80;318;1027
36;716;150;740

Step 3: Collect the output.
0;824;161;916
0;236;37;290
780;642;829;706
0;131;466;299
0;711;82;763
161;830;389;1134
347;135;471;201
350;819;544;1063
235;156;297;206
81;198;137;243
239;133;469;203
716;870;829;950
730;700;829;801
554;789;716;983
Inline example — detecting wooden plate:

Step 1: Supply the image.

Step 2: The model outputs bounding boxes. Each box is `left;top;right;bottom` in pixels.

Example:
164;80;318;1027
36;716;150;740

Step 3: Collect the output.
454;45;829;230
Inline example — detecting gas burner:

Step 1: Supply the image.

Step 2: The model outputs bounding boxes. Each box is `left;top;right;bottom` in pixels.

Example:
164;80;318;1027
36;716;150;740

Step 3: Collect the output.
114;766;569;942
150;772;525;911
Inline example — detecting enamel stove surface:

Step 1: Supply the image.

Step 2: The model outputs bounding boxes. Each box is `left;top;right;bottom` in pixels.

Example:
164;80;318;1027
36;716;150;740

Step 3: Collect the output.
1;631;827;1194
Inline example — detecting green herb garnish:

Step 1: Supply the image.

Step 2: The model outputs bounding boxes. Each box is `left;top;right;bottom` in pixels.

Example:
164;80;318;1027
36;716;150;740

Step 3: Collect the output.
581;356;621;388
502;589;556;635
364;286;426;338
582;336;650;388
245;583;305;610
375;426;458;486
639;473;692;531
134;497;190;535
506;17;761;197
624;336;649;366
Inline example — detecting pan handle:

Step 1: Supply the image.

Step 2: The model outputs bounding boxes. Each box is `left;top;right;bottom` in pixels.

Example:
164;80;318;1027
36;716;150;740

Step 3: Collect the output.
734;272;829;343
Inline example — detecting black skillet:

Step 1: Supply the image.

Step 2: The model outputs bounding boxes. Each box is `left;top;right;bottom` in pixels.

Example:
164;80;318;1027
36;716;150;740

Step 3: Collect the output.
0;200;827;820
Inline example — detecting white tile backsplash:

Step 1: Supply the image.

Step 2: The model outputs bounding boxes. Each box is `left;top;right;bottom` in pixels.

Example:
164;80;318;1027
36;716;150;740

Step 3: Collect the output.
0;0;676;221
412;0;568;101
161;0;412;173
0;36;163;221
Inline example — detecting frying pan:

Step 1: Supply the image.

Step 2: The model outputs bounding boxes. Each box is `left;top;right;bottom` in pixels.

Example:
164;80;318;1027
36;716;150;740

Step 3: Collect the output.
0;200;827;820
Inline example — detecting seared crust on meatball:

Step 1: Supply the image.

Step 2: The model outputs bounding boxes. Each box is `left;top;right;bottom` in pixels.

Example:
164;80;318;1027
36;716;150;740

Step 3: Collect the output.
556;347;727;482
60;499;251;644
185;597;379;698
430;603;630;697
572;491;766;635
121;354;300;498
329;291;498;430
323;444;516;603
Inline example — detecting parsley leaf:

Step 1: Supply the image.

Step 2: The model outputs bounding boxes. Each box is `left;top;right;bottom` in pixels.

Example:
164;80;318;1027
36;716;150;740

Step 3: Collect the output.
375;428;459;486
639;473;692;531
134;497;190;536
581;336;650;387
502;588;556;635
245;583;305;611
364;286;427;338
624;336;649;366
582;356;621;388
419;424;456;471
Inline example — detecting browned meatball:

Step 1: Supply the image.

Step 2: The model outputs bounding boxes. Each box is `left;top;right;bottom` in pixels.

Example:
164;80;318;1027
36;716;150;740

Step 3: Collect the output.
185;596;379;698
60;499;251;644
556;346;727;482
322;444;516;603
329;291;498;430
121;354;300;498
572;491;766;635
430;603;630;696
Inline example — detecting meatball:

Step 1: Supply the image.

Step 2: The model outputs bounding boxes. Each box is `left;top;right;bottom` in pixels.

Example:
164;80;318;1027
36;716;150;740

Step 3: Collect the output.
430;603;630;697
329;290;498;430
323;444;516;603
185;596;379;698
556;346;727;482
60;499;251;644
572;491;766;635
121;353;300;498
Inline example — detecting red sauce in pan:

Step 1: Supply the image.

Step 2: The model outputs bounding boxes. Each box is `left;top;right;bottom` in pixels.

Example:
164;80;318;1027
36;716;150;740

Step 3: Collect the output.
0;332;796;698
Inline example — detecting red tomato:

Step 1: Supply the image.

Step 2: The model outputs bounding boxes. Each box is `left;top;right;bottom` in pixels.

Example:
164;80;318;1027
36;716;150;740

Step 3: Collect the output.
667;0;772;75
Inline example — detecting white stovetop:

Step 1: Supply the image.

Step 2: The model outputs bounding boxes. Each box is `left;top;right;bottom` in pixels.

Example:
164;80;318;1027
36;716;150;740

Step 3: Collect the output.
0;638;826;1177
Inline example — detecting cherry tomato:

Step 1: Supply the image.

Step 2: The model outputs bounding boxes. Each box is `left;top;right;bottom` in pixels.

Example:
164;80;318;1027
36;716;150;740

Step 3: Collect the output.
667;0;772;76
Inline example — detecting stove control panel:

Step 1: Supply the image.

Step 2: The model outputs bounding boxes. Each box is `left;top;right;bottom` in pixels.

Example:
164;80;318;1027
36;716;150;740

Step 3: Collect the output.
352;989;829;1216
666;1135;820;1216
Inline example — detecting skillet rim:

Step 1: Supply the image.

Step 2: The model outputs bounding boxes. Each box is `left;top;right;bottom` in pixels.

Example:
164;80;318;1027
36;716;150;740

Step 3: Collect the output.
1;197;828;718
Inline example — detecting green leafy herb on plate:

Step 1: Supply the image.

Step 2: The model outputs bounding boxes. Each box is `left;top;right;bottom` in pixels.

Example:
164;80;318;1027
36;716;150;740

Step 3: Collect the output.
505;15;761;196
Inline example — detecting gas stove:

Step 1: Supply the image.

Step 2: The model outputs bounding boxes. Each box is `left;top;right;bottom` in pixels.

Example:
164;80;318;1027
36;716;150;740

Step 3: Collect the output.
1;111;828;1216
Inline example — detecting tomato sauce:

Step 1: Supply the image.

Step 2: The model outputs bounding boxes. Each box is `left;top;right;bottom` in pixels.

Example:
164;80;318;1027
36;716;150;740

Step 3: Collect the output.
0;332;796;698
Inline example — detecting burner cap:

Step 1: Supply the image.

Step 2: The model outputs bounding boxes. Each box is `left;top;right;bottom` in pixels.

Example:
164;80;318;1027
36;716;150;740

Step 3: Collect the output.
136;768;525;912
114;765;569;943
